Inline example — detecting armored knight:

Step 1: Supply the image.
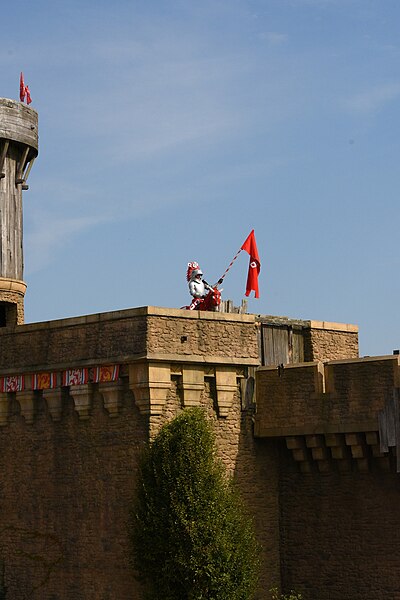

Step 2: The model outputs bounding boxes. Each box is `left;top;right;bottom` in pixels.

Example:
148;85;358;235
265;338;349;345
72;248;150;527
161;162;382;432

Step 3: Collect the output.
187;262;213;309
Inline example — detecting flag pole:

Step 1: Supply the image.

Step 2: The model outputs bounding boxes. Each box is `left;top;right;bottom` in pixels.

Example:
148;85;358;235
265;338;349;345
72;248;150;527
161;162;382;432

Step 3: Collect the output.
215;247;243;286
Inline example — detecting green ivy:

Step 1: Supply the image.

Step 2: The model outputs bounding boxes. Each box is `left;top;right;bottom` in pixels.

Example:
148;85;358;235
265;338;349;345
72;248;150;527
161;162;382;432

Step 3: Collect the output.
269;587;303;600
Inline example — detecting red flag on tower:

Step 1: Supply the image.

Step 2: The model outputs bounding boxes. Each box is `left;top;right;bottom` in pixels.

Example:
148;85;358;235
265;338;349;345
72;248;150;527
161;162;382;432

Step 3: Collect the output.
19;72;26;102
19;72;32;104
241;229;261;298
25;85;32;105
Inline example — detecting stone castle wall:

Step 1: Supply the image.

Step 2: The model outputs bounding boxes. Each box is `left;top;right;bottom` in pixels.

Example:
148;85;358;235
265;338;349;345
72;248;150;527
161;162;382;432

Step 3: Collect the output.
0;384;148;600
255;355;399;437
0;305;384;600
255;354;400;599
280;462;400;600
304;320;359;362
0;379;279;599
0;307;271;599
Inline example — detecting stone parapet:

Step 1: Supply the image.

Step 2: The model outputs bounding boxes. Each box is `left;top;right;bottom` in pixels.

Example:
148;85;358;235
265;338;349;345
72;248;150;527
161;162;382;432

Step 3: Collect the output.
0;306;258;423
304;320;359;361
0;306;259;373
254;355;400;472
255;355;399;437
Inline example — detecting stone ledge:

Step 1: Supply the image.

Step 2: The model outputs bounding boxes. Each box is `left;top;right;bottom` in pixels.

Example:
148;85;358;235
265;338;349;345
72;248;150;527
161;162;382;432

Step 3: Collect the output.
145;353;260;366
325;354;400;365
254;421;378;438
0;352;259;377
0;277;26;295
257;361;321;372
20;305;256;332
308;320;358;333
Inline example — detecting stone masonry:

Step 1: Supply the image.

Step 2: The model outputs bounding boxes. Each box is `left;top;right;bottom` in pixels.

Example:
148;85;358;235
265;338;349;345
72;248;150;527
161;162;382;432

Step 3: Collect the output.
0;299;397;600
255;353;400;600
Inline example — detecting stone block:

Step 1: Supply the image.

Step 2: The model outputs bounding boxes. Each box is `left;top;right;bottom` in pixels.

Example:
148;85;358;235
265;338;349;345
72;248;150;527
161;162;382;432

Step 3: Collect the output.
215;366;237;417
129;362;171;415
99;382;124;417
69;384;93;420
179;365;204;408
42;388;63;421
17;390;35;424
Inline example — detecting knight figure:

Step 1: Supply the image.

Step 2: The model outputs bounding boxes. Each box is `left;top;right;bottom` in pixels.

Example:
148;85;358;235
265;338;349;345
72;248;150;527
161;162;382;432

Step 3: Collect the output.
186;261;216;310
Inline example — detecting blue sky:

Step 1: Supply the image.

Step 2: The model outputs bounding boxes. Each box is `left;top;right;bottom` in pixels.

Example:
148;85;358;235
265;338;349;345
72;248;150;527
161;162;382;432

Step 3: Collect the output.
2;0;400;356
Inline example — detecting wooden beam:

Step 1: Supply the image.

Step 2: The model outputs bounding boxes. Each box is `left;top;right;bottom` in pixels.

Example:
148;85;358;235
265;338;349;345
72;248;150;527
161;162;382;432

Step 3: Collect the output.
22;156;35;182
15;146;29;184
0;140;9;179
21;156;36;190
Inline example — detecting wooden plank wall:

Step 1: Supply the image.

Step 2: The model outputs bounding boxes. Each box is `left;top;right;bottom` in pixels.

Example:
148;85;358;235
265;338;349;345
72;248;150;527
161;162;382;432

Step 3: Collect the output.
261;324;305;366
0;145;23;280
0;99;38;152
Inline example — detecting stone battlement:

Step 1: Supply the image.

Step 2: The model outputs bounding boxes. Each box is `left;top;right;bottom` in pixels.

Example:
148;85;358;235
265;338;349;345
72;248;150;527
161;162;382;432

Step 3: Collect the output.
0;307;259;425
254;355;400;473
0;305;259;372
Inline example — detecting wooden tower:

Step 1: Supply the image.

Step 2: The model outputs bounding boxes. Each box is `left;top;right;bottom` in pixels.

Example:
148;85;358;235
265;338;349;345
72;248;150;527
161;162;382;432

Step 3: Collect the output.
0;98;38;326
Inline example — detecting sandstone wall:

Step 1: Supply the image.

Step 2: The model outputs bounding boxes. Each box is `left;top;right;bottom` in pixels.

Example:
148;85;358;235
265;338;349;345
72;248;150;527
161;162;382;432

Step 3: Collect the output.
255;354;400;599
0;307;275;599
0;384;148;600
305;320;359;361
0;307;258;373
254;356;400;437
280;457;400;600
0;379;279;600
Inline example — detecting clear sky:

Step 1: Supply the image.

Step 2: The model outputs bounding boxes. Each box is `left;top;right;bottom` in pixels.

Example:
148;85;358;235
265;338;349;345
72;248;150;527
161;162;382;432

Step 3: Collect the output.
1;0;400;357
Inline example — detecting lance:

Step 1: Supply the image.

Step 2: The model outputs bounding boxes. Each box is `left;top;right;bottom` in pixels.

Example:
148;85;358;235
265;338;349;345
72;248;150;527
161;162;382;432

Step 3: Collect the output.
213;246;244;288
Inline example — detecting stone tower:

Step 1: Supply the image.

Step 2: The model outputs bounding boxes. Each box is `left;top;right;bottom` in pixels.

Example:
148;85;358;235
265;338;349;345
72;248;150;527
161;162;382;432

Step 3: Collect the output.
0;98;38;326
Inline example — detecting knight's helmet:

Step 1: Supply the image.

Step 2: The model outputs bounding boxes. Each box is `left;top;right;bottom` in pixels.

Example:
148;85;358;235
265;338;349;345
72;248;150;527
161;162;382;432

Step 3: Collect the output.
186;261;203;282
0;98;38;326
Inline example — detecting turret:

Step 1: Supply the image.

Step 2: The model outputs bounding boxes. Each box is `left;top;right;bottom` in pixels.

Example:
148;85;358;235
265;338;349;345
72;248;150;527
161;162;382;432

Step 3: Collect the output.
0;98;38;326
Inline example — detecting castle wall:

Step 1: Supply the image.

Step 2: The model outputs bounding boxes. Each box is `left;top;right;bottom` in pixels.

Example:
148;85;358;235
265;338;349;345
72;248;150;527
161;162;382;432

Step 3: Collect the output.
255;355;399;438
0;380;279;600
0;305;370;599
0;384;148;600
280;461;400;600
304;320;359;361
0;307;258;374
255;354;400;599
0;307;277;599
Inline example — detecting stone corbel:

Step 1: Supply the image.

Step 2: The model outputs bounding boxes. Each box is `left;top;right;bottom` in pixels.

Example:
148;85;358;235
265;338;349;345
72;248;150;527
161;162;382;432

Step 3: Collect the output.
17;390;35;424
179;366;204;408
69;384;92;420
129;363;171;415
0;393;8;425
99;381;124;417
42;388;63;421
215;366;238;417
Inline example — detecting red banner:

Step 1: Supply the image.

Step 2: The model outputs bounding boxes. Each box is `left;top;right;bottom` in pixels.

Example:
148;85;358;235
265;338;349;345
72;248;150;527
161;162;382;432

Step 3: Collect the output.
32;372;57;390
62;368;89;387
91;365;120;383
0;375;24;392
241;230;261;298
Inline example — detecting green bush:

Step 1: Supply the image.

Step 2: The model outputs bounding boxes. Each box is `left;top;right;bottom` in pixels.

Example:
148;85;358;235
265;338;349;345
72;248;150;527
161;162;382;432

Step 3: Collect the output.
131;407;260;600
269;587;303;600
